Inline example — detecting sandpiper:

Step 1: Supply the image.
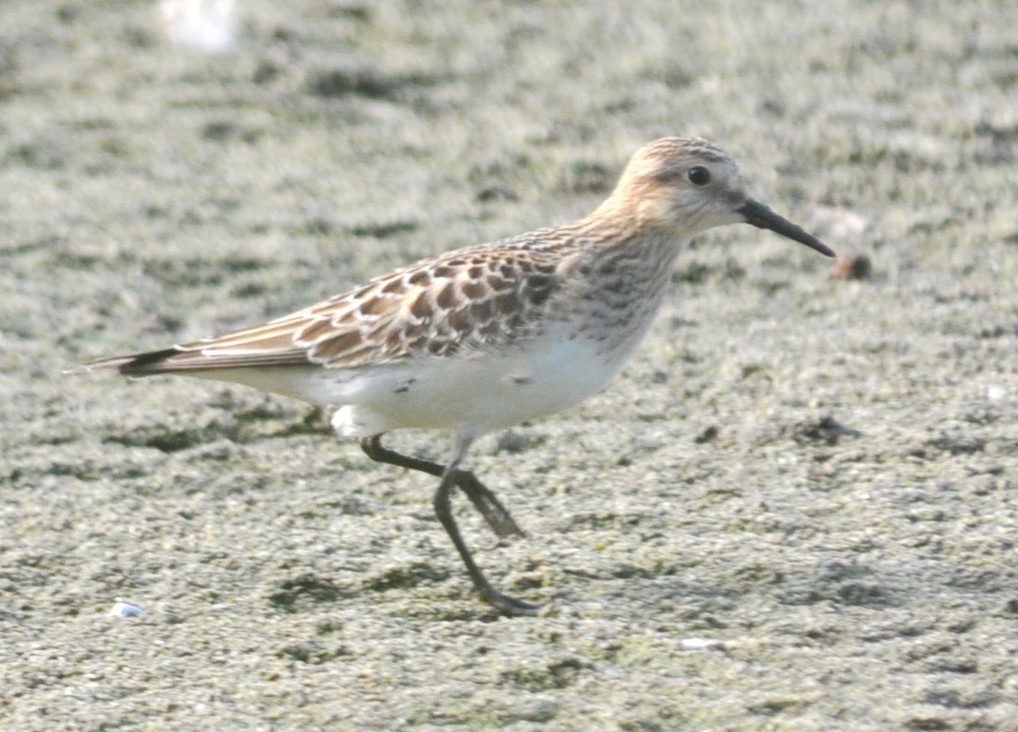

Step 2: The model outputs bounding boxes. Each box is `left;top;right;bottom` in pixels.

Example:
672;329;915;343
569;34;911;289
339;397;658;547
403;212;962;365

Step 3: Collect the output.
79;137;834;616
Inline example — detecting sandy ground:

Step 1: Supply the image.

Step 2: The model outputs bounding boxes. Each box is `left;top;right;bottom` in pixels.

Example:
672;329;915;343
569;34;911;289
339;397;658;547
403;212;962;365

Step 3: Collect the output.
2;1;1017;730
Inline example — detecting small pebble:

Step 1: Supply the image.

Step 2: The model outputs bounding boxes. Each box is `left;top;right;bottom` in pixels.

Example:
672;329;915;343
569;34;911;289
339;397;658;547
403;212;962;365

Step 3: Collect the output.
110;602;146;618
833;253;873;280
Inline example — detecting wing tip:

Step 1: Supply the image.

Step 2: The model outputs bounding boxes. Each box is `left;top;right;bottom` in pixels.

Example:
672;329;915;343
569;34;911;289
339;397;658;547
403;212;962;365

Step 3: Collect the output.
71;347;188;377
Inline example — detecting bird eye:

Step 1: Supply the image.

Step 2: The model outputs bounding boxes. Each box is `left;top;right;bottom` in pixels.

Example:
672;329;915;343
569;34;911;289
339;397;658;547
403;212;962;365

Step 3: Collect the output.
687;166;712;186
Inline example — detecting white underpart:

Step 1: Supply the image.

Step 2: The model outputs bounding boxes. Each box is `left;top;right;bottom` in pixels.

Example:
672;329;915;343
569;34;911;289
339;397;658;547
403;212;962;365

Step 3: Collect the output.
330;329;631;439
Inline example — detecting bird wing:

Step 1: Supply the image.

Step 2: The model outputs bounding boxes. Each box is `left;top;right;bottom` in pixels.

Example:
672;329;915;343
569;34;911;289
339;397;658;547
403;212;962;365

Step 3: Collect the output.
82;240;568;376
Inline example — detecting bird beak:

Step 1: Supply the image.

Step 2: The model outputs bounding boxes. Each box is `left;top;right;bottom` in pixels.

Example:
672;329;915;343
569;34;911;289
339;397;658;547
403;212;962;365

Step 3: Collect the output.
738;199;835;257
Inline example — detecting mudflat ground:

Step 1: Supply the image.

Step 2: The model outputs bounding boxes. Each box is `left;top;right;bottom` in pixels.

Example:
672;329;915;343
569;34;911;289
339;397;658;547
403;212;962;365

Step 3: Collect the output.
2;1;1017;730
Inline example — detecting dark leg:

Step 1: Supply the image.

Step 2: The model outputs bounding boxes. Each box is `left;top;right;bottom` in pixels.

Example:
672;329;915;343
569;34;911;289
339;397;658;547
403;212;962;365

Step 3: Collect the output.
432;459;539;616
360;434;539;617
360;435;524;539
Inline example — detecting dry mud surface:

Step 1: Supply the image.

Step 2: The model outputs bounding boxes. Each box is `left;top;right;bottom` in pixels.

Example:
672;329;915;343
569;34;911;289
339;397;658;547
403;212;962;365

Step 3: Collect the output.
2;2;1017;730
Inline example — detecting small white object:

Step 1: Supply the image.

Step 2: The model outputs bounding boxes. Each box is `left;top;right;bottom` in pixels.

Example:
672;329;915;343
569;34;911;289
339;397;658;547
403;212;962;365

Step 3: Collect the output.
160;0;236;52
986;385;1008;402
680;637;720;650
111;602;146;618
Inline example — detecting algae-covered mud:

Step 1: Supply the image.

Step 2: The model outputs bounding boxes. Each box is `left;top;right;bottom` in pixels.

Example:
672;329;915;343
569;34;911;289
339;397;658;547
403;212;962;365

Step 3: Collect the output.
2;2;1016;729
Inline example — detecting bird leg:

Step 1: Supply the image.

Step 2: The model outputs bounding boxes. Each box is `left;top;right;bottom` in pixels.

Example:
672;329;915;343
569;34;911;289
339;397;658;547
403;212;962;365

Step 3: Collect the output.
360;435;525;539
360;434;538;617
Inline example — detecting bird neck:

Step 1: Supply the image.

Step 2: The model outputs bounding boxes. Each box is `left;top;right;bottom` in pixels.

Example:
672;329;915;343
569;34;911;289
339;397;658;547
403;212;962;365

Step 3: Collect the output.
568;215;683;306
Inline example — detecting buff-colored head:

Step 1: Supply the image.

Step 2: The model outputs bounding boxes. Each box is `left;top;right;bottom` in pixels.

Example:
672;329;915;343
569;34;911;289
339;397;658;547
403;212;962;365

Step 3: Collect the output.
593;137;834;256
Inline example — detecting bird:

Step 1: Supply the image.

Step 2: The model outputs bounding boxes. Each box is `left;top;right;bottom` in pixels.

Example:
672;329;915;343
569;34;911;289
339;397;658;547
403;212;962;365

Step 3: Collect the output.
78;137;835;616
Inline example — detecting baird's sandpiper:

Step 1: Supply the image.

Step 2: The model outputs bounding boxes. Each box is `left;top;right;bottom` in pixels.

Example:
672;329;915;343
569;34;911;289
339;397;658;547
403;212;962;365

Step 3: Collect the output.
80;137;835;616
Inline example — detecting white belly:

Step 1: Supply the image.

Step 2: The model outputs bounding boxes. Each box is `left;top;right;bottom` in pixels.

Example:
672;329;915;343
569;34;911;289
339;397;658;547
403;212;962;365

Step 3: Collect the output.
329;330;633;439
